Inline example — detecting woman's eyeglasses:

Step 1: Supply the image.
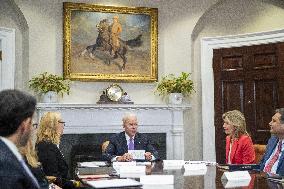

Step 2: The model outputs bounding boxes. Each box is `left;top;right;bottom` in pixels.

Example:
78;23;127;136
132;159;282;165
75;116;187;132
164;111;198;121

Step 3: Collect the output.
58;121;66;126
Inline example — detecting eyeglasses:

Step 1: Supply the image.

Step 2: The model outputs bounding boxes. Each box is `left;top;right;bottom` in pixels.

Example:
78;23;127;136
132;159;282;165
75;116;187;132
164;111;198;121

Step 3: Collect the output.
32;123;38;129
58;121;66;126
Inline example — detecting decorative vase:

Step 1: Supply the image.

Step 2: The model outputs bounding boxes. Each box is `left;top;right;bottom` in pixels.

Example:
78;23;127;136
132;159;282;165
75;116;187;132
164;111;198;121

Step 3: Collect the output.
42;91;58;103
169;93;183;104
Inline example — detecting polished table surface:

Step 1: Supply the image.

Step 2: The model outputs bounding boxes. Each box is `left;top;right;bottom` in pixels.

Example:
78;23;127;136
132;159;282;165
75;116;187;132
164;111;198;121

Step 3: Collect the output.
76;161;284;189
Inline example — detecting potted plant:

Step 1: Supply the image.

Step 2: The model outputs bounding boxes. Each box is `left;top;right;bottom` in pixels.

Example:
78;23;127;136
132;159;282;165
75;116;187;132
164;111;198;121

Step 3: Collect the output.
155;72;194;104
29;72;70;103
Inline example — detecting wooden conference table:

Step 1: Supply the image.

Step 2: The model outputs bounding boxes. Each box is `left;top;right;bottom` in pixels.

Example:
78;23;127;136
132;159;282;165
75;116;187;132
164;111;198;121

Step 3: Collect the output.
76;161;284;189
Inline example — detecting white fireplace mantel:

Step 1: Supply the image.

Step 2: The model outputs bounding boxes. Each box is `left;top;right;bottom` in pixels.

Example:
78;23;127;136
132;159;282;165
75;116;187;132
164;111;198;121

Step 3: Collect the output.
36;103;191;160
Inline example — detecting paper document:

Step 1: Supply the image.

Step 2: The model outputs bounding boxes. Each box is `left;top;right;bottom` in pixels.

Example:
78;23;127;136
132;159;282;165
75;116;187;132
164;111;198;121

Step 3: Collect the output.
78;161;107;167
78;174;110;179
128;150;145;160
86;178;142;188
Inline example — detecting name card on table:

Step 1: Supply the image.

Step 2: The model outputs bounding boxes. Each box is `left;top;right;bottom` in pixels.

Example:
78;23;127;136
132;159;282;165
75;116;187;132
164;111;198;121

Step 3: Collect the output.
221;171;251;181
184;169;207;176
120;166;145;174
113;161;136;174
140;175;174;185
120;166;146;178
221;179;251;188
128;150;145;160
184;161;207;171
163;160;184;169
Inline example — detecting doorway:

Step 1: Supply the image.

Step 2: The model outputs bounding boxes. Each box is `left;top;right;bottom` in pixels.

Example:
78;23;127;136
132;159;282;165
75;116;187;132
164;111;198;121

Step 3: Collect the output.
0;27;15;90
213;43;284;163
201;29;284;162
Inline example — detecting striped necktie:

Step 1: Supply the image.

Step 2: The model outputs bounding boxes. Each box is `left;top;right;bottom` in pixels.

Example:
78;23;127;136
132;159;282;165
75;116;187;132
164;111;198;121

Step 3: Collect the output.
264;141;282;173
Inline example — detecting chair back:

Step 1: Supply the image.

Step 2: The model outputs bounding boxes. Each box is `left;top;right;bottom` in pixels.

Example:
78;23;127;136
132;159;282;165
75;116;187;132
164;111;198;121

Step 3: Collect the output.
101;141;110;153
253;144;266;163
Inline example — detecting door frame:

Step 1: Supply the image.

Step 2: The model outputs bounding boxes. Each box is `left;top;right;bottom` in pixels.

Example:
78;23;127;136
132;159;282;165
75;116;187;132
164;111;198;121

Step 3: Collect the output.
0;27;15;90
201;29;284;162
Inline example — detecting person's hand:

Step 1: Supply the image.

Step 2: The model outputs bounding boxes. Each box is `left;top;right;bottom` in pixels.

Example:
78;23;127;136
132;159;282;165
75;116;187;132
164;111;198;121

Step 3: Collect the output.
117;153;133;162
144;152;152;161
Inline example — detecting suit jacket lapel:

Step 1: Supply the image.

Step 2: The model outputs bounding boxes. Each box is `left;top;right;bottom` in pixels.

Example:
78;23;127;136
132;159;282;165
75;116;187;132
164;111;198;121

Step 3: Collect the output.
277;140;284;171
121;132;128;153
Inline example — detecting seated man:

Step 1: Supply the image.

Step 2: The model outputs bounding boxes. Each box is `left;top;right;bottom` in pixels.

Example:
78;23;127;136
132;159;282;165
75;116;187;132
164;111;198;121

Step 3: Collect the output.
102;113;159;162
259;108;284;176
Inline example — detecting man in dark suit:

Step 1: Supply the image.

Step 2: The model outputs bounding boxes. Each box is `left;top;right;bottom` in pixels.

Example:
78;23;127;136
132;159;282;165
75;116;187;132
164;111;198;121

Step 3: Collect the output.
0;89;39;189
103;113;159;162
259;108;284;176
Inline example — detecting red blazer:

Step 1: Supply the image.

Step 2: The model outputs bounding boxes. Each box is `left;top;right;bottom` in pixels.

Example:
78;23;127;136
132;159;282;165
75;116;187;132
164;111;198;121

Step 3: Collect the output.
225;134;255;164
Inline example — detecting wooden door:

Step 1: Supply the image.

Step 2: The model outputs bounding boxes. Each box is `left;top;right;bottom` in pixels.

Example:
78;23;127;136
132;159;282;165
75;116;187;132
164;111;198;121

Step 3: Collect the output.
213;42;284;163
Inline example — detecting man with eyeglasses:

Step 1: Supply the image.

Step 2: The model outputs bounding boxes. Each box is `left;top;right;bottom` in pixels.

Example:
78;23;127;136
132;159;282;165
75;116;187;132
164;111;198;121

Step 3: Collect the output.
102;112;159;162
0;89;40;189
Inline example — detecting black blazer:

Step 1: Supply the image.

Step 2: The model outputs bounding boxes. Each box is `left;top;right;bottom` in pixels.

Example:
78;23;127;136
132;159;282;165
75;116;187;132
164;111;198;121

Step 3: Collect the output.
36;141;68;179
0;140;39;189
102;131;159;162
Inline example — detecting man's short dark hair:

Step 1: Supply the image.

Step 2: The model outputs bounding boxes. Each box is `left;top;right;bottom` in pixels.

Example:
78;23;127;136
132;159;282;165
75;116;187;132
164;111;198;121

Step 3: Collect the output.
0;89;36;137
276;108;284;124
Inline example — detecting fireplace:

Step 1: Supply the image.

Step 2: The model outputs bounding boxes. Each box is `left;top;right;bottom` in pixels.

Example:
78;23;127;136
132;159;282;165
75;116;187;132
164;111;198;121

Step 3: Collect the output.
36;103;190;177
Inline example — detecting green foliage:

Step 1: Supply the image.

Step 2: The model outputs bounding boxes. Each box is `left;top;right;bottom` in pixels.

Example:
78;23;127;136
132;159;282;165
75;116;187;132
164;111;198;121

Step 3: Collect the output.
155;72;195;96
29;72;70;96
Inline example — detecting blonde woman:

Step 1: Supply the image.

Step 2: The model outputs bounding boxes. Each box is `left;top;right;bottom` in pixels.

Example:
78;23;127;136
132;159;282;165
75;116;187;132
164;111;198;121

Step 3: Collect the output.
36;112;69;188
20;136;61;189
223;110;255;164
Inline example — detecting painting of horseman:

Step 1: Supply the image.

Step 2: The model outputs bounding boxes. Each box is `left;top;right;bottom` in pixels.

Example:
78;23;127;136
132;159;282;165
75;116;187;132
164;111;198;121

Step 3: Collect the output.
63;3;158;82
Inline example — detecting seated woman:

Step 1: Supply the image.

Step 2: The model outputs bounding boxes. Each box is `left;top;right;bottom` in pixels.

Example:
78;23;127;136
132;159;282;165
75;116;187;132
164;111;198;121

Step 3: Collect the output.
222;110;255;164
19;133;61;189
36;112;75;189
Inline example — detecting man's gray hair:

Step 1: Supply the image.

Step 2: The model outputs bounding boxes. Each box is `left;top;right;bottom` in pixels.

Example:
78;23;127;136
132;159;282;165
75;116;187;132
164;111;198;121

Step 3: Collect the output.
276;108;284;124
122;112;137;124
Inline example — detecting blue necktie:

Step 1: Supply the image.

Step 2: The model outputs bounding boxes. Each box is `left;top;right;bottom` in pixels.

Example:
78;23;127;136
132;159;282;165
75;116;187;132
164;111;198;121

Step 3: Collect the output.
128;138;134;150
19;159;40;188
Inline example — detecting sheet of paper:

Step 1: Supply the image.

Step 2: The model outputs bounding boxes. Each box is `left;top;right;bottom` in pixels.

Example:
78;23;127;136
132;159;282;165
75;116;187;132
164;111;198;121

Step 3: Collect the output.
142;184;174;189
120;165;145;173
86;178;142;188
140;175;174;185
78;161;108;167
78;174;110;179
128;150;145;160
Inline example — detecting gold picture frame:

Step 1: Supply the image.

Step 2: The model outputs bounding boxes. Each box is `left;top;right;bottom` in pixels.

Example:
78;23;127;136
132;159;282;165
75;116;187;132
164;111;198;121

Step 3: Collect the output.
63;2;158;82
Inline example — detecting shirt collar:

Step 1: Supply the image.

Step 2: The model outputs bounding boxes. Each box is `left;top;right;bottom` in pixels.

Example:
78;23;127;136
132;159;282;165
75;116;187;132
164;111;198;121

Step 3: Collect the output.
125;133;135;140
0;137;23;161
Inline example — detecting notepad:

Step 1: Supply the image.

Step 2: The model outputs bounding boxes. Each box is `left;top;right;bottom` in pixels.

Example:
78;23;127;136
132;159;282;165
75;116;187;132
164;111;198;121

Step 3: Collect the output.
86;178;142;188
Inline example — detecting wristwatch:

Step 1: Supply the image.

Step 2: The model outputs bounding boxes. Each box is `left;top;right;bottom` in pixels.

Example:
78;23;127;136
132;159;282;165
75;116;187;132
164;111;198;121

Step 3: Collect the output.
106;84;123;101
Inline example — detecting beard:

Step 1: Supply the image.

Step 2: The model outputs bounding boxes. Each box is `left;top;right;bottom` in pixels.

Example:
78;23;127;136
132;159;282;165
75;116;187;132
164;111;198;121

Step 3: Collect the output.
18;129;31;147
